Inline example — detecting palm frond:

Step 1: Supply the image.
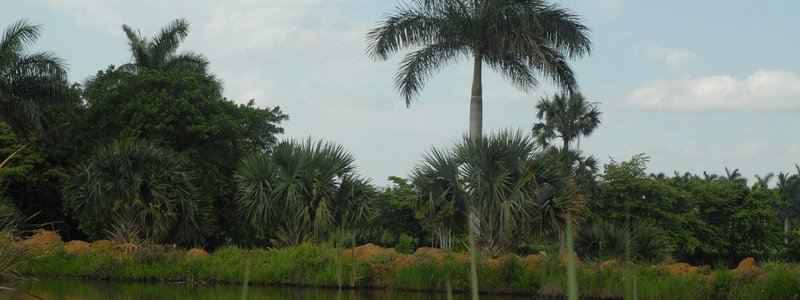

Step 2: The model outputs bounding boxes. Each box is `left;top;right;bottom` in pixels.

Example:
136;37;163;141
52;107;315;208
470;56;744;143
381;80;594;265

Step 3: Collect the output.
0;19;40;61
150;18;190;67
395;42;466;106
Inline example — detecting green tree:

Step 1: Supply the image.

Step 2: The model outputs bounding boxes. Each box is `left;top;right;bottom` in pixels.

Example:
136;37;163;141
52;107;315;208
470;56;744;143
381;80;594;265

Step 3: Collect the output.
234;139;376;247
532;92;600;252
120;18;222;93
411;131;566;255
754;172;775;189
366;0;591;139
777;168;800;244
532;92;601;152
62;139;209;246
0;19;76;136
363;176;425;247
82;67;287;245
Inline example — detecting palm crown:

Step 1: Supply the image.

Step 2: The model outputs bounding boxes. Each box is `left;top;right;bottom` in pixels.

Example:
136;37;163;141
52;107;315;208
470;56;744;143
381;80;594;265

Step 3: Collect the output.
0;19;75;135
532;92;600;151
367;0;591;138
121;18;222;93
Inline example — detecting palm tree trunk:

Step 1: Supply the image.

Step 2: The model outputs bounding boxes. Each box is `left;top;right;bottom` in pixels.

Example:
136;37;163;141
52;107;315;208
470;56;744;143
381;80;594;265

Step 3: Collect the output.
467;54;483;242
469;54;483;140
785;217;791;244
558;137;570;254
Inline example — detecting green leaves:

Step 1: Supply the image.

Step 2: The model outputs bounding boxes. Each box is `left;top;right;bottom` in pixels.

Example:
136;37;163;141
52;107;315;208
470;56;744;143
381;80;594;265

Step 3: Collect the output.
532;92;601;150
235;139;376;247
0;19;76;137
366;0;591;104
411;130;565;254
120;19;222;94
62;139;209;246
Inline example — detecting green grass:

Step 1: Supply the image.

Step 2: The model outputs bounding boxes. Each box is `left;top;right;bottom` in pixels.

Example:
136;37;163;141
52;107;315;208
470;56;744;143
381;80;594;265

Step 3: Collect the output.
14;242;800;299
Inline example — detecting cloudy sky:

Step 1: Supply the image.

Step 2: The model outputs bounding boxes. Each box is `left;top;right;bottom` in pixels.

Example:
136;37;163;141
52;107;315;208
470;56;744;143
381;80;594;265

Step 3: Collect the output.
3;0;799;184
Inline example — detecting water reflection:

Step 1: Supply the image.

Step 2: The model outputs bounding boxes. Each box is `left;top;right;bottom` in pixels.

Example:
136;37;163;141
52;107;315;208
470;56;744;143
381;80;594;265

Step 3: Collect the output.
3;279;529;300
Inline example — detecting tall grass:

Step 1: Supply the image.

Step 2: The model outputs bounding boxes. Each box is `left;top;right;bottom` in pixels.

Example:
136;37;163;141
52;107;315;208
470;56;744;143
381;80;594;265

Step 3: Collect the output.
13;240;800;299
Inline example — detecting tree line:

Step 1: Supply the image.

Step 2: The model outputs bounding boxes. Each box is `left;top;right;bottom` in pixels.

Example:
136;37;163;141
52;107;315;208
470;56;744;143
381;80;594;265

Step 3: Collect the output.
2;1;799;266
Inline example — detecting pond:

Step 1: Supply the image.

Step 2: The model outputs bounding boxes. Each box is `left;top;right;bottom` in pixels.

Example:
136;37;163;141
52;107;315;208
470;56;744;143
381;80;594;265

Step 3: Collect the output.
3;278;532;300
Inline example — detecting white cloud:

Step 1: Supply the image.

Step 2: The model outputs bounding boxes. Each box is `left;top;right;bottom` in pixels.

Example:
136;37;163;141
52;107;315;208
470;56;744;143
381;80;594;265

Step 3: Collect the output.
628;70;800;112
641;43;697;70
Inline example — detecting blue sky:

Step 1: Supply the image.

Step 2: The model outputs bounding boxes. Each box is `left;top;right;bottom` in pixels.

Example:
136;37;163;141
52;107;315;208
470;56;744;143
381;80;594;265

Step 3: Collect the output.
3;0;799;184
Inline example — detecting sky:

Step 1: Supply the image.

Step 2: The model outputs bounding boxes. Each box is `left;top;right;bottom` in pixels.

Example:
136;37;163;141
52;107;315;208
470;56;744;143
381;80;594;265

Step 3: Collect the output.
3;0;799;185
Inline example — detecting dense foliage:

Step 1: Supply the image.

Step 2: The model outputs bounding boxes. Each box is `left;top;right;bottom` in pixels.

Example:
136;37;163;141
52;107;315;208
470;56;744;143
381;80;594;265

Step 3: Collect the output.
234;139;376;247
410;131;571;255
2;10;800;269
62;140;209;245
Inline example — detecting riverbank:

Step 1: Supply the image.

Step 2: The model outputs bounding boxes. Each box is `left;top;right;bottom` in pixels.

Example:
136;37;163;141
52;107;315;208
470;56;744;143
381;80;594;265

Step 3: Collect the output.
6;231;800;299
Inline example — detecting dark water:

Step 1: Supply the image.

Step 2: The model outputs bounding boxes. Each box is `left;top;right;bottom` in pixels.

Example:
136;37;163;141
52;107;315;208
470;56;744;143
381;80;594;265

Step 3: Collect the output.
2;279;530;300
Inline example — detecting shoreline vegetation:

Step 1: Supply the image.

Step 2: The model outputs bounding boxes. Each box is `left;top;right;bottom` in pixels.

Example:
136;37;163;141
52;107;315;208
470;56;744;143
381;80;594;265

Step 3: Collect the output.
6;231;800;299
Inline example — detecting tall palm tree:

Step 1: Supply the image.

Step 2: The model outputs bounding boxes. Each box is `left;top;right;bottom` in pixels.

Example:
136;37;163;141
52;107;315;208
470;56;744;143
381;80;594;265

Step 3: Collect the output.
532;92;600;152
724;167;747;185
367;0;591;139
754;172;775;189
532;92;599;253
777;166;800;244
120;18;222;93
234;139;376;247
0;19;75;136
411;130;567;255
62;139;209;246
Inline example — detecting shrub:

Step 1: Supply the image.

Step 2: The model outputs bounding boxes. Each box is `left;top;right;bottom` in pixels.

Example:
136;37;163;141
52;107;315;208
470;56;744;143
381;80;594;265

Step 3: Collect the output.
394;233;417;254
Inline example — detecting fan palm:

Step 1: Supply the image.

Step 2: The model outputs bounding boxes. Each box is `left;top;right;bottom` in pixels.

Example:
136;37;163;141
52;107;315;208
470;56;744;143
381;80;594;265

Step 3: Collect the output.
411;130;567;255
367;0;591;139
62;139;209;246
120;18;222;93
532;92;600;152
0;19;75;136
234;139;376;247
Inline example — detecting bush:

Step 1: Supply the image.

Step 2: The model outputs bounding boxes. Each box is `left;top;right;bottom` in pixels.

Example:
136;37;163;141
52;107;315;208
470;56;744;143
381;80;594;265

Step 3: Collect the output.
394;233;418;254
576;220;668;261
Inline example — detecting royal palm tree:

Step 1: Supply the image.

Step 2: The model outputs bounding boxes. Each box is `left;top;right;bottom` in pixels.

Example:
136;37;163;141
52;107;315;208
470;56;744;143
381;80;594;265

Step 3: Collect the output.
754;172;775;189
234;139;376;247
367;0;591;139
532;92;600;152
62;139;209;246
724;167;747;185
411;131;567;255
0;19;75;136
532;92;599;252
777;166;800;244
120;18;222;93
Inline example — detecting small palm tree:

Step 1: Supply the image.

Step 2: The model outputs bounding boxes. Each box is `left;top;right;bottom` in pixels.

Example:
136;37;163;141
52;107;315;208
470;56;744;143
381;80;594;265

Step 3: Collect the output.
532;92;601;152
0;19;75;136
120;18;222;93
234;139;376;247
411;130;567;255
62;139;209;246
367;0;591;139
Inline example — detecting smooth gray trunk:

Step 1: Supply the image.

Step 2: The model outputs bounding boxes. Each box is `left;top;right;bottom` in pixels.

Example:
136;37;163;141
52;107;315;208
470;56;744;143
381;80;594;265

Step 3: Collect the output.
467;54;483;241
785;217;791;244
469;54;483;140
